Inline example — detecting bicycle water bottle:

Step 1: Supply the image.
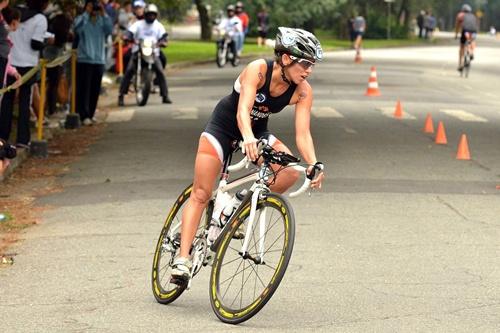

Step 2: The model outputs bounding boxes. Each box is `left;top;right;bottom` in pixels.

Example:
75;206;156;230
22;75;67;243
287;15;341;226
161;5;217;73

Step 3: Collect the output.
208;192;232;244
219;189;248;227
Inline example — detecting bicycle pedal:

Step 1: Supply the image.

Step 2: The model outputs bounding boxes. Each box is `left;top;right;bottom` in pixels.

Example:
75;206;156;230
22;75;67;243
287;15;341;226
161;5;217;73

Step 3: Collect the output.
170;275;189;287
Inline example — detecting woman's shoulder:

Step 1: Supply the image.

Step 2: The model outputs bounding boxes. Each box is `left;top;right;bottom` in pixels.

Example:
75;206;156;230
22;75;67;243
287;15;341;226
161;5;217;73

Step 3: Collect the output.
247;58;270;69
242;58;270;76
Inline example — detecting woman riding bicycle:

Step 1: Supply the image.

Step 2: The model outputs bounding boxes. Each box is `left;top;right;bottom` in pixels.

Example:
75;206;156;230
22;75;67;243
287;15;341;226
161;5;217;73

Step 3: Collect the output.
171;27;325;280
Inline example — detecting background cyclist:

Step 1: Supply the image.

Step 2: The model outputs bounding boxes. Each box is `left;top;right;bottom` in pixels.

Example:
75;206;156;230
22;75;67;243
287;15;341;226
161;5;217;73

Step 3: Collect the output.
455;3;478;71
171;27;326;281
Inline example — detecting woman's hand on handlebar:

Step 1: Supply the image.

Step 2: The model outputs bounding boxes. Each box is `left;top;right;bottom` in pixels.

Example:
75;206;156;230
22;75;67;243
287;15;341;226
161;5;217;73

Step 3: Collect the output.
241;136;259;162
306;163;325;189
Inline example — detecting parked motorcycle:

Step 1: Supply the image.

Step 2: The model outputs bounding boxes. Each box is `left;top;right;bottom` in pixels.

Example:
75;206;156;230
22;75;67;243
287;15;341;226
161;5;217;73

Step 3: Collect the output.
215;27;239;68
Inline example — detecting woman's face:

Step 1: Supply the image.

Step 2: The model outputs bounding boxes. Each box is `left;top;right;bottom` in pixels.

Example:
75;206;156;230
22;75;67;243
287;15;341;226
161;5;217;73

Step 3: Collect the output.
282;54;315;84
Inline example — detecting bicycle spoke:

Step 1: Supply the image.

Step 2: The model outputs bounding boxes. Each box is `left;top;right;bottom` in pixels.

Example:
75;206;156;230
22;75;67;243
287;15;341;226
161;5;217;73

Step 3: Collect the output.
221;258;245;299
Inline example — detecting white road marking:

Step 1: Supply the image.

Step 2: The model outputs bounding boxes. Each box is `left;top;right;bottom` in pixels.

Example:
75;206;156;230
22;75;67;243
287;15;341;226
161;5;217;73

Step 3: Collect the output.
171;107;199;120
312;107;344;118
440;109;487;122
343;127;358;134
106;109;135;123
378;107;416;120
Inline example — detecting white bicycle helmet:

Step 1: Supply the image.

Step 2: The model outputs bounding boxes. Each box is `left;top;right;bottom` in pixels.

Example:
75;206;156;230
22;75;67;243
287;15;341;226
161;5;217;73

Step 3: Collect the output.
461;4;472;12
275;27;323;62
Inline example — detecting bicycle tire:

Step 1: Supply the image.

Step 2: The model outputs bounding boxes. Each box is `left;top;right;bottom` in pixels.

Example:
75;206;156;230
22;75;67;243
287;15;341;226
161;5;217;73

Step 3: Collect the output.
151;184;195;304
209;192;295;324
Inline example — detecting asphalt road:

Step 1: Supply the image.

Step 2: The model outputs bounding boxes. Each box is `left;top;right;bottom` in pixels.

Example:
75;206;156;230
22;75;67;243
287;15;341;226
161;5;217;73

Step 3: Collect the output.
1;34;500;332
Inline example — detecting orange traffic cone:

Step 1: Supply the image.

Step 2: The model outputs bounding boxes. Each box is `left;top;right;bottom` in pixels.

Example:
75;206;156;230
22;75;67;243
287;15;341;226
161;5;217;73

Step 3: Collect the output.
423;113;434;133
456;134;471;160
365;66;381;96
394;100;403;118
435;121;447;144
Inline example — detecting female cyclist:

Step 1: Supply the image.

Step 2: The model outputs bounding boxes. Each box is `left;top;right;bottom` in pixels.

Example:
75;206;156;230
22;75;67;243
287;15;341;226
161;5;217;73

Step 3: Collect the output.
171;27;325;280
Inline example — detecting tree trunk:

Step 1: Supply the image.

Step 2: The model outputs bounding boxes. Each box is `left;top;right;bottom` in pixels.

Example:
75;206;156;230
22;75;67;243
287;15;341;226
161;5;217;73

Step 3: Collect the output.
194;0;212;40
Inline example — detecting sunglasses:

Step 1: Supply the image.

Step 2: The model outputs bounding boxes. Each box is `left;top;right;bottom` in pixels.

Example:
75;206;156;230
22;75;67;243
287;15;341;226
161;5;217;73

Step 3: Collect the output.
289;55;315;69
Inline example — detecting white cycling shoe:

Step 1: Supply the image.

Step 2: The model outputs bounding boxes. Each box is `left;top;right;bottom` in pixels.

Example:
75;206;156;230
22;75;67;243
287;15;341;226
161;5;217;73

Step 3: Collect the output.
171;256;192;284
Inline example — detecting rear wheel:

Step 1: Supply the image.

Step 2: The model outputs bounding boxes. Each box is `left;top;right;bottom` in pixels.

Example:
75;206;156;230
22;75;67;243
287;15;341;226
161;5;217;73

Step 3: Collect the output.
210;193;295;324
152;184;209;304
463;52;471;78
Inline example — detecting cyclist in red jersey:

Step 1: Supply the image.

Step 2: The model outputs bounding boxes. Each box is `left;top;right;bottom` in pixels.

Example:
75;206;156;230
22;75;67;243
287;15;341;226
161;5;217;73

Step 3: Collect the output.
171;27;325;280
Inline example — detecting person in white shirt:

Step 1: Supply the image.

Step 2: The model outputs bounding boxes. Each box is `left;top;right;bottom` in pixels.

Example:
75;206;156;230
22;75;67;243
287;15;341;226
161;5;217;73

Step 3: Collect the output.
0;0;50;148
216;5;242;58
118;3;171;106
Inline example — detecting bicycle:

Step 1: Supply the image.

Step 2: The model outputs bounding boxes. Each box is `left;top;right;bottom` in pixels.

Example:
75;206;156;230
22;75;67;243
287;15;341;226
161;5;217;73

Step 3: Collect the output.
460;32;474;78
151;139;320;324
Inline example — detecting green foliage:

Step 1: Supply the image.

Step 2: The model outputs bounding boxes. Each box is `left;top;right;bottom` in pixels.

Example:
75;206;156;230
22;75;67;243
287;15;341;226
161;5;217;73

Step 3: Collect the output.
156;0;192;23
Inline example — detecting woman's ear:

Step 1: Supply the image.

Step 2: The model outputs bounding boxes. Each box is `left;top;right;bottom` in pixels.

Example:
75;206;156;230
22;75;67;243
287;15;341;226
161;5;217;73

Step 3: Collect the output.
281;54;292;66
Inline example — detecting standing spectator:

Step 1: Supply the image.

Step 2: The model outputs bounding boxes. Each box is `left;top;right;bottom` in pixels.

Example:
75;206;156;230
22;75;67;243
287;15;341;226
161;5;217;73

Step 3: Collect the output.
0;0;12;92
417;10;425;38
44;10;73;115
131;0;145;23
424;11;436;39
347;15;355;48
0;0;50;149
352;15;366;56
0;6;22;92
73;0;113;126
117;1;134;34
256;6;268;47
235;1;248;55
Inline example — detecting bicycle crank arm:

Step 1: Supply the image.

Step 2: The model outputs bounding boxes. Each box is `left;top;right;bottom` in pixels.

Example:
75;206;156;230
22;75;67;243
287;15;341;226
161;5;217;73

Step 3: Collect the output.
239;251;265;265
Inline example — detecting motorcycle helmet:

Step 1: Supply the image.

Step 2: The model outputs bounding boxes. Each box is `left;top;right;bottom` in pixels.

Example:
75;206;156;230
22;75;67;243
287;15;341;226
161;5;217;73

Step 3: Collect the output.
275;27;323;62
145;4;159;24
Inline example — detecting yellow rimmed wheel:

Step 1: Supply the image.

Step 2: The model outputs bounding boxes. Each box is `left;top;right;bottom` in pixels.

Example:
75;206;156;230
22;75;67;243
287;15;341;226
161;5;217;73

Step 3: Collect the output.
152;184;209;304
209;193;295;324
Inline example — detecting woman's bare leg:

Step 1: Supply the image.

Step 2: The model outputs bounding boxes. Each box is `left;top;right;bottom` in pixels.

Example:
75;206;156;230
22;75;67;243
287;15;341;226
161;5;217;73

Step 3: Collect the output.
179;137;221;258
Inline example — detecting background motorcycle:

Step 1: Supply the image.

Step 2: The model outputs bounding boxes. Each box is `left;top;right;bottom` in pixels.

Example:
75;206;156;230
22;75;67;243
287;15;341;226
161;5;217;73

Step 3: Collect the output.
215;27;239;68
133;37;158;106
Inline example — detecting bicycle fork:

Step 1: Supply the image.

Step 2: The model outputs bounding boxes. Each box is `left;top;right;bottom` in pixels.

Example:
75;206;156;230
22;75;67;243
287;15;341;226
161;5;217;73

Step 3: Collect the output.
239;187;267;265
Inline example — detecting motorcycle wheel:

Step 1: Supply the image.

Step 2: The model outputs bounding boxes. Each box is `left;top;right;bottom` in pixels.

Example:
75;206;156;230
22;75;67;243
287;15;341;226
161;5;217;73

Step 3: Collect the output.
136;68;152;106
216;45;227;68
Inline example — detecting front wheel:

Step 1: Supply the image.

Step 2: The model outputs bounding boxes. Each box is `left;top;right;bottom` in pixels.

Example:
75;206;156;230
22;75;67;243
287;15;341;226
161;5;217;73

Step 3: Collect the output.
216;43;227;68
210;193;295;324
136;67;152;106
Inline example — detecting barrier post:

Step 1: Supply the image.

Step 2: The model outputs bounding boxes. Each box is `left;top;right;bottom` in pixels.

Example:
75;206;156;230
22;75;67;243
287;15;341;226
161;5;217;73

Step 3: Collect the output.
115;35;123;83
118;37;123;76
65;49;81;129
31;59;48;158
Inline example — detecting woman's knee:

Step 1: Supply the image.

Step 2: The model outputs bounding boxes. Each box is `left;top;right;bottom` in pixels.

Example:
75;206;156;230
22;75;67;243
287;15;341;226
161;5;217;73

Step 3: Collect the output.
190;186;212;205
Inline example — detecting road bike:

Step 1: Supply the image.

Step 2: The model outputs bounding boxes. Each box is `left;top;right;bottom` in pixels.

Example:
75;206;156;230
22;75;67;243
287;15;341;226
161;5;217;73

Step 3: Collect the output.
460;32;475;78
151;139;319;324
